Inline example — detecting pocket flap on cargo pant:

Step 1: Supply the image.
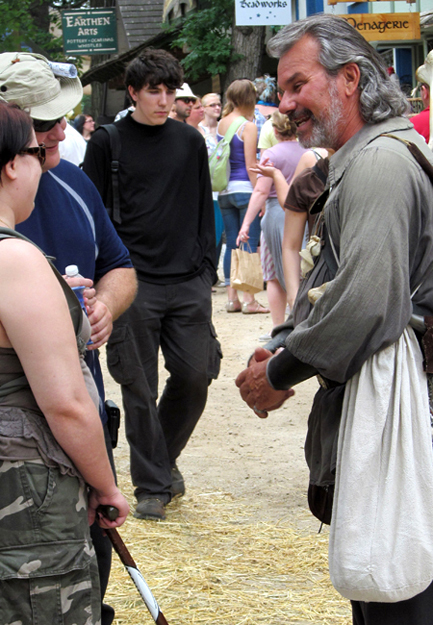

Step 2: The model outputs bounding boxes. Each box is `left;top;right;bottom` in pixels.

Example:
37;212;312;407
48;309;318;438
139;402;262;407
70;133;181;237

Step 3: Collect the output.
0;538;94;580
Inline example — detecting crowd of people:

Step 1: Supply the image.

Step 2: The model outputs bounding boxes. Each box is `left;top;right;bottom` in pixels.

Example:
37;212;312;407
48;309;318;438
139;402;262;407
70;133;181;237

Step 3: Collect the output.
1;12;433;625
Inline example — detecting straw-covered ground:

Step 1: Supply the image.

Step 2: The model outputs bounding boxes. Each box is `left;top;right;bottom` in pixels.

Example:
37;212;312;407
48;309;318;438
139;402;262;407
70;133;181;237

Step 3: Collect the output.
101;285;352;624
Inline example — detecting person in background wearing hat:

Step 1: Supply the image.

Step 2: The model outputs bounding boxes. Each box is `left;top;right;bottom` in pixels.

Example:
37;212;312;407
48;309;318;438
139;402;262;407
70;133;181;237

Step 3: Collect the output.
0;51;137;625
83;48;220;522
172;82;197;122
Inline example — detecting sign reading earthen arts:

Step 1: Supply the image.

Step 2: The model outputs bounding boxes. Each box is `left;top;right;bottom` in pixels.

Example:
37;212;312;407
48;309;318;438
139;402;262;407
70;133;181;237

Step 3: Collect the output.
62;9;118;55
235;0;292;26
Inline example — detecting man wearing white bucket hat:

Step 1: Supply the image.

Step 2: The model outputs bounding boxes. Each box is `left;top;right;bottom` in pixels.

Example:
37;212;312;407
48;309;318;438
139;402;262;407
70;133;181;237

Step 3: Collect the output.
0;51;137;625
172;82;197;121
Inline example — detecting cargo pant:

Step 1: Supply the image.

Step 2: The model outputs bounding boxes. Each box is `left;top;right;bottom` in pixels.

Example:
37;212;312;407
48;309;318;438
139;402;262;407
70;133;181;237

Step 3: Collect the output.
0;458;101;625
107;272;222;503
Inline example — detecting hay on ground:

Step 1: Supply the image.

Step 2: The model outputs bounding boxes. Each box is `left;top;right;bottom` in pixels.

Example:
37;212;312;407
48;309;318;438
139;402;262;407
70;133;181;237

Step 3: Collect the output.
105;476;351;625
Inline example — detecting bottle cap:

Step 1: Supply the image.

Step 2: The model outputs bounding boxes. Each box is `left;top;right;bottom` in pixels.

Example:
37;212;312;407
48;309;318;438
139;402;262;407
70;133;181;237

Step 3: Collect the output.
65;264;79;277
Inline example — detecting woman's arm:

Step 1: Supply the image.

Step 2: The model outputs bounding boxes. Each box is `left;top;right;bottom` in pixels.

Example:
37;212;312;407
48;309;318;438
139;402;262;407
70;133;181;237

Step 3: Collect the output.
242;121;258;187
237;175;273;244
282;210;308;309
250;159;289;208
0;240;129;527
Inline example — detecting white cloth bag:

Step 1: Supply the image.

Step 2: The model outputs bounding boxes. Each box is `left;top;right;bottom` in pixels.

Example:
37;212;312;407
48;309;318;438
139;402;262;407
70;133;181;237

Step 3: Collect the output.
329;326;433;603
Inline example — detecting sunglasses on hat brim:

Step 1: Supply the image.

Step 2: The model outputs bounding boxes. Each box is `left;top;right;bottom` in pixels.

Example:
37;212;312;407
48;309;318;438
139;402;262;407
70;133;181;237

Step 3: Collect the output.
33;117;64;133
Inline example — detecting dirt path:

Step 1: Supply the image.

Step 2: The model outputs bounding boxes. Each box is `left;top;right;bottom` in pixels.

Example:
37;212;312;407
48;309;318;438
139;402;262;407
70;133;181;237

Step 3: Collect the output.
101;284;352;624
103;284;321;531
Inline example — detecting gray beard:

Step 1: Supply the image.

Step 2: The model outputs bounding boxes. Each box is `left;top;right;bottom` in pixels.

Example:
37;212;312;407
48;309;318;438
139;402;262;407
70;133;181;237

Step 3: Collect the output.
298;81;343;150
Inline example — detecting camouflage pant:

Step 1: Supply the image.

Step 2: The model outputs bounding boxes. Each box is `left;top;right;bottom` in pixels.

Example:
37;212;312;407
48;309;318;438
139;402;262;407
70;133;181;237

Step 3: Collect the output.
0;458;101;625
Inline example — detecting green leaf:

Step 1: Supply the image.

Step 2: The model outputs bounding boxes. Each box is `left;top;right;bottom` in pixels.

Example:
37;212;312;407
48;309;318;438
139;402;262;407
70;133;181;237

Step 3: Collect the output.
165;0;236;81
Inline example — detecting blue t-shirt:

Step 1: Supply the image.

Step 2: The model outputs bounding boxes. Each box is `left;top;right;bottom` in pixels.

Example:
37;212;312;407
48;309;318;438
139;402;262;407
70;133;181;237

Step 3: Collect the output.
17;159;133;424
18;159;132;281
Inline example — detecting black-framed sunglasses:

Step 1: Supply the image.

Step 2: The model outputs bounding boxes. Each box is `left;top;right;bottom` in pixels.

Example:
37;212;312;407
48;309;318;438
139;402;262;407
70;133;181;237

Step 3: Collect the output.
178;98;195;104
32;117;63;133
19;144;46;167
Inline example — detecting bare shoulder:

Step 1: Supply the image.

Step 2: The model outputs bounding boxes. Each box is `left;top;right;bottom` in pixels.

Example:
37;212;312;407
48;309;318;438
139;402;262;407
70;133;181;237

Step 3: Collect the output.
0;237;50;278
298;151;320;168
244;120;258;136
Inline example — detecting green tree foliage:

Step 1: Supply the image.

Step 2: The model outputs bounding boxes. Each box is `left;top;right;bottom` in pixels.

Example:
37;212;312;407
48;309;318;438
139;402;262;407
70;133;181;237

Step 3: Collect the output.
166;0;240;81
0;0;41;51
0;0;87;60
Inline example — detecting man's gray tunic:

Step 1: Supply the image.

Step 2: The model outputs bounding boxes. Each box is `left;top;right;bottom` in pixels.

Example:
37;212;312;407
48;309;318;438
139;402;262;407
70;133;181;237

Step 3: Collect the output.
287;117;433;384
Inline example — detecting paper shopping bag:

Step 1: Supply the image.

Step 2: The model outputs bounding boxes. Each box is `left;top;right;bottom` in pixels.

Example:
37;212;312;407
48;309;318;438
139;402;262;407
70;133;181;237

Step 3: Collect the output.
230;243;263;294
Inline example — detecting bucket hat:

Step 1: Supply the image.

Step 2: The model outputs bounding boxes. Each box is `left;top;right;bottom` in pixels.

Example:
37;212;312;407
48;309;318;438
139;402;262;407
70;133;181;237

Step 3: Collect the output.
175;83;198;101
0;52;83;120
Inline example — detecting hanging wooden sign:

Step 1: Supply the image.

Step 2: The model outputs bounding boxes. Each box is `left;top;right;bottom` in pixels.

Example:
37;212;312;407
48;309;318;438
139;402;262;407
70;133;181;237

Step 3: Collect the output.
338;12;420;42
329;0;416;3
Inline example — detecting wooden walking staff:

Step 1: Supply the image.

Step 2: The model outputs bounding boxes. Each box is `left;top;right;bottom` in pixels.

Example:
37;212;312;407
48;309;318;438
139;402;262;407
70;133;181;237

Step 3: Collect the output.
98;506;170;625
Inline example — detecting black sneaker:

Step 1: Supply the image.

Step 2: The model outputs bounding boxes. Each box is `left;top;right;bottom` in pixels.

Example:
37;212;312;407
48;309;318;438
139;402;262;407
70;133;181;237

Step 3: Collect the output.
170;464;185;498
134;497;166;520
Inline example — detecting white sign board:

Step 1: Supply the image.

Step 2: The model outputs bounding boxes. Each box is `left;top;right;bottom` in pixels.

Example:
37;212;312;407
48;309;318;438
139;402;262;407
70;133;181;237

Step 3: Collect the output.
235;0;292;26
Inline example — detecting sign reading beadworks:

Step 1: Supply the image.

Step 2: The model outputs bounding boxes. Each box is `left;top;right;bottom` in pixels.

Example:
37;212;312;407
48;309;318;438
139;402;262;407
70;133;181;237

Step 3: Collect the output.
235;0;291;26
61;9;118;55
339;13;420;42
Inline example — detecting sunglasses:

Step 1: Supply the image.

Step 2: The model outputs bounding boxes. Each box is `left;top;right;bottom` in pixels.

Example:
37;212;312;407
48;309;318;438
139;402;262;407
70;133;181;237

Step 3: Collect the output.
32;117;63;133
19;143;46;167
178;98;195;104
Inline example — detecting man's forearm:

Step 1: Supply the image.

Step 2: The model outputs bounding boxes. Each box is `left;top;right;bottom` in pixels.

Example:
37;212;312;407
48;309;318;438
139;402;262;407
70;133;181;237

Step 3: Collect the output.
266;347;317;390
95;267;137;321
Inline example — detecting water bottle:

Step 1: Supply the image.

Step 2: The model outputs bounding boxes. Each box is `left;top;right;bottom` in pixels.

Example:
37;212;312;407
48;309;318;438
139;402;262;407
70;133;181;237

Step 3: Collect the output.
65;265;93;345
65;265;86;313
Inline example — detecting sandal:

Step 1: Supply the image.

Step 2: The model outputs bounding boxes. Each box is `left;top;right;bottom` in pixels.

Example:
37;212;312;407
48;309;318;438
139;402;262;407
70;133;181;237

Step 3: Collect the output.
226;300;242;313
242;301;270;314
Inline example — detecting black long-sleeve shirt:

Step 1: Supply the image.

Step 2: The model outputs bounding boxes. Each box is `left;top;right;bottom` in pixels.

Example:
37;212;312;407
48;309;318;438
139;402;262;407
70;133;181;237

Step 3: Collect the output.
83;114;216;284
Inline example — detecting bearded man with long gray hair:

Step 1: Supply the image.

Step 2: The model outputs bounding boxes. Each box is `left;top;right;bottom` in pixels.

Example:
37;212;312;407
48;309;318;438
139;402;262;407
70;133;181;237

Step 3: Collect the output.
237;14;433;625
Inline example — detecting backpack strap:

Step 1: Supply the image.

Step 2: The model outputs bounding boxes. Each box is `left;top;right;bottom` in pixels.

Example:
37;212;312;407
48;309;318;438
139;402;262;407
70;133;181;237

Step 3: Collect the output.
0;227;83;339
312;160;328;186
310;133;433;278
379;133;433;184
100;124;122;225
224;116;247;144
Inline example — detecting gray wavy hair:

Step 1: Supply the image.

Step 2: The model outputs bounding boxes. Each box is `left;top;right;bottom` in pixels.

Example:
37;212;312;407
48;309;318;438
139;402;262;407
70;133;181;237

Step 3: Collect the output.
267;14;408;123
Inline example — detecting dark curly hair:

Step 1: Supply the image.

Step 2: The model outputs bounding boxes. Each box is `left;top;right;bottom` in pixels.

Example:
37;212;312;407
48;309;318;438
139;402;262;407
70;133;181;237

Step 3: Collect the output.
125;48;183;94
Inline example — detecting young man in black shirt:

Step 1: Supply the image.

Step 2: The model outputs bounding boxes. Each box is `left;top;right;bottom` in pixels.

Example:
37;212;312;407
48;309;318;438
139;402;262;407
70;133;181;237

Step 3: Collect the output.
84;49;219;520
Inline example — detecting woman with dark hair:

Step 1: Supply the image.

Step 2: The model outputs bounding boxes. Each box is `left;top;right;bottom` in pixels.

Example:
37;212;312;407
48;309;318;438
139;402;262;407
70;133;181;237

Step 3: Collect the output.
74;113;95;140
0;102;128;624
218;79;269;314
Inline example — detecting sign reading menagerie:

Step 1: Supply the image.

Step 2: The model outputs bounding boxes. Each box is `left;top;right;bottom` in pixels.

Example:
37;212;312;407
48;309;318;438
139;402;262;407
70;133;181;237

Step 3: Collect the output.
339;12;420;42
62;9;118;55
235;0;291;26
